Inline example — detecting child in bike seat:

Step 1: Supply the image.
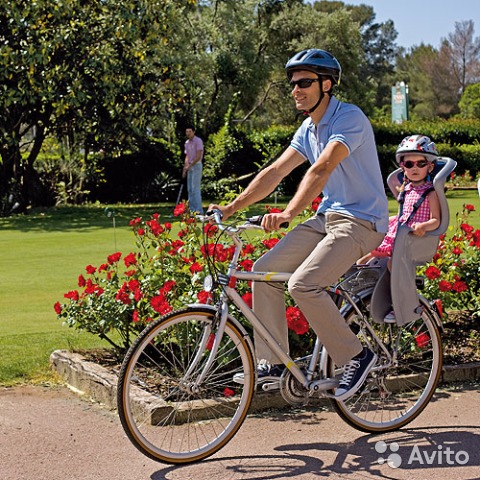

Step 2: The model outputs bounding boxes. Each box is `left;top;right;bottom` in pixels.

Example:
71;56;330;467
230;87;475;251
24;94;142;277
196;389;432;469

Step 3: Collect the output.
357;135;441;322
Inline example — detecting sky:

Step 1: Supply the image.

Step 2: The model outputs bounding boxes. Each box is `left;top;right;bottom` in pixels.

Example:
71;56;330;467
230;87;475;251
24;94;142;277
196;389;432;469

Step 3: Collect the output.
308;0;480;50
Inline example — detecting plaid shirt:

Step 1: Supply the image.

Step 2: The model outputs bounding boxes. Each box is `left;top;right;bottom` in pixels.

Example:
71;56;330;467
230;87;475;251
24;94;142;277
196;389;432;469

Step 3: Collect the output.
399;182;433;227
373;181;433;256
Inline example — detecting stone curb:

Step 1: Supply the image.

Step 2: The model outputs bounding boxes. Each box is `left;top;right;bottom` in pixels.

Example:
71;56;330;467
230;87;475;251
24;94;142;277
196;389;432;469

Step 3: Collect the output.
50;350;480;412
50;350;298;412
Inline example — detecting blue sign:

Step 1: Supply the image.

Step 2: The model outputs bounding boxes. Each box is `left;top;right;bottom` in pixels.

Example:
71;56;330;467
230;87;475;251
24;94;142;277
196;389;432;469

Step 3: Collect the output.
392;82;409;124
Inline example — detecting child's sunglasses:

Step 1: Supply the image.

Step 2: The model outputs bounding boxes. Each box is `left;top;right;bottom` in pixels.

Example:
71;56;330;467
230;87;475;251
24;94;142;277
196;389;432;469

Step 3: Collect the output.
402;160;430;169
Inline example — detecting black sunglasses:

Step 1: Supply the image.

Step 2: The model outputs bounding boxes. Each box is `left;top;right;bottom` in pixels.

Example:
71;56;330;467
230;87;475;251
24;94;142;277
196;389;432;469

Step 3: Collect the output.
402;160;430;169
289;78;319;89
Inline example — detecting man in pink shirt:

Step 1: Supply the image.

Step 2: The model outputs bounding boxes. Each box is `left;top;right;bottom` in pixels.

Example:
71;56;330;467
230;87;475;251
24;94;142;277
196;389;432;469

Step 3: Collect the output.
183;126;204;213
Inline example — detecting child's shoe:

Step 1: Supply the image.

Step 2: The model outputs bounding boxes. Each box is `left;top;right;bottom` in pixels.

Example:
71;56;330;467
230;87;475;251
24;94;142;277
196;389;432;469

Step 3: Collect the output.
384;310;396;323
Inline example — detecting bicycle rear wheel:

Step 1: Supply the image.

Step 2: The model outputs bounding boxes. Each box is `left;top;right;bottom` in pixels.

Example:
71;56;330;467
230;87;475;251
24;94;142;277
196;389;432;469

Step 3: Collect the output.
117;307;256;464
330;296;442;432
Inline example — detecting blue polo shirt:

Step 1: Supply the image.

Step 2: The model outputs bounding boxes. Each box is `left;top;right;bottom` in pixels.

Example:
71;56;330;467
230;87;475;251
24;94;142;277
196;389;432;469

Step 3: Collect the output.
290;96;388;233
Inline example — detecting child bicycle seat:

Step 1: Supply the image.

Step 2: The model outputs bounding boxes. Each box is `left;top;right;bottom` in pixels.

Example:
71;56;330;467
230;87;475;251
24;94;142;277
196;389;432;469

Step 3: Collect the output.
371;157;457;325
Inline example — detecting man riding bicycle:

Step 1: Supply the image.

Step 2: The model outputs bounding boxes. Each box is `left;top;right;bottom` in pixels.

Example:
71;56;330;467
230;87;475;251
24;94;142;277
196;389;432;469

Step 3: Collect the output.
210;48;389;400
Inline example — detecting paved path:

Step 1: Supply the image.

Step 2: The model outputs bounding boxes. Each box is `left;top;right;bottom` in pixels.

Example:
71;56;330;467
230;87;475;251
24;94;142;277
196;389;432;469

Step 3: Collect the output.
1;381;479;480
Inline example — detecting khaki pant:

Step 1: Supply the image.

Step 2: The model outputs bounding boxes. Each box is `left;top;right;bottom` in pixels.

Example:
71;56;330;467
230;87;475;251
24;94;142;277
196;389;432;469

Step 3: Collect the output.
252;213;385;366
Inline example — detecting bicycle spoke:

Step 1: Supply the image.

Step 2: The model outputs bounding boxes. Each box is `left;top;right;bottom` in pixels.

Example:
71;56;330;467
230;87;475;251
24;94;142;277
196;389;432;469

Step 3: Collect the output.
331;296;442;432
117;308;255;463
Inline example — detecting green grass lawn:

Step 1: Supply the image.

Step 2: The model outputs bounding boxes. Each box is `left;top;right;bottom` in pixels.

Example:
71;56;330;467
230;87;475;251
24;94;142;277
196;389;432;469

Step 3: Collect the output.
1;191;479;386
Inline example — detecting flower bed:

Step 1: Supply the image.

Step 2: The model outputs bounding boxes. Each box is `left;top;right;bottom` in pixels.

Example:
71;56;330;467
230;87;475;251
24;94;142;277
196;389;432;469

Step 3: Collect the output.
55;201;480;364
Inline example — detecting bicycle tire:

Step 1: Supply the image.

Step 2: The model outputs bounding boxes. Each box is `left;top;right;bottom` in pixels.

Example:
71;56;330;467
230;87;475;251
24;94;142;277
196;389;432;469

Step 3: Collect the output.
329;295;442;433
117;307;256;464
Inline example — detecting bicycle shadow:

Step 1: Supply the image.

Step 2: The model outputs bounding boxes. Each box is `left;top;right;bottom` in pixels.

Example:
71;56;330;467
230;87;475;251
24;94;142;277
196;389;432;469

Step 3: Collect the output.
150;426;479;480
276;426;480;478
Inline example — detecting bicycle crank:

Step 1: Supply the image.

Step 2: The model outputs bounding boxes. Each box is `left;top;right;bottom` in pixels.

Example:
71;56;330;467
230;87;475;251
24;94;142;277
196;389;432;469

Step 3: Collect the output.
279;369;309;405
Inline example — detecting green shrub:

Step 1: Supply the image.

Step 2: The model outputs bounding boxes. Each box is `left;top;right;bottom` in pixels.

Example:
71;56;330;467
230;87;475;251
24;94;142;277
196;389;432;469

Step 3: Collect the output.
373;119;480;178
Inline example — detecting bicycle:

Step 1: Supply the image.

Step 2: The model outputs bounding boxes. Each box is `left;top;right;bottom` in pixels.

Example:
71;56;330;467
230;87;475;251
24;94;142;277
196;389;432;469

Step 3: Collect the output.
117;210;444;465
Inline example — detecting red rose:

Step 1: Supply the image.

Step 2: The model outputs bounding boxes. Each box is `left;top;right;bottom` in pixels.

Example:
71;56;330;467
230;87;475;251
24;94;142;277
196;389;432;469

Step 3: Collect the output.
415;333;430;348
150;296;172;314
189;262;203;273
241;292;253;308
173;203;186;216
460;223;474;235
204;224;218;237
78;274;86;287
64;290;79;301
85;265;96;274
129;217;142;226
223;387;235;398
115;286;131;305
124;252;137;267
286;306;309;335
146;218;164;236
53;302;62;315
262;238;280;250
161;280;176;293
242;244;255;255
438;280;452;292
239;259;253;271
452;281;468;293
197;290;212;304
425;266;441;280
107;252;122;264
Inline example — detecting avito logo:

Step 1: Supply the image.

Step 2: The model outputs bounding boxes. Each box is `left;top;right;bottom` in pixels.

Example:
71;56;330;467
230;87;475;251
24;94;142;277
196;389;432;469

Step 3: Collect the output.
375;441;470;468
408;444;469;465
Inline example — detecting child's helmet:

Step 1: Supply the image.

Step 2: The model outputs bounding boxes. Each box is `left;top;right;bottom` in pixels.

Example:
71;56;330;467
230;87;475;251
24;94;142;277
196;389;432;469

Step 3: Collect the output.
396;135;438;164
285;49;341;85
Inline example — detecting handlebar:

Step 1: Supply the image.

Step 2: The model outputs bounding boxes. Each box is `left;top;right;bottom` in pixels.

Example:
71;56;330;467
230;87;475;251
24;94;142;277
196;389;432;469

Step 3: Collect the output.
201;210;289;232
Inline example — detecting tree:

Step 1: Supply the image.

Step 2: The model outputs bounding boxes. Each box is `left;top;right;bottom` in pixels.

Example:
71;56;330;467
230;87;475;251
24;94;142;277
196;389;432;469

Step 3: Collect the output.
396;45;445;118
313;1;400;115
443;20;480;95
0;0;187;210
459;82;480;118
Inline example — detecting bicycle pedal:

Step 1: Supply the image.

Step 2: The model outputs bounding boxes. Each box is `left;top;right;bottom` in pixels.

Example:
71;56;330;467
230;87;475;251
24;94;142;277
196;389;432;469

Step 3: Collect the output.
261;381;280;391
309;378;339;392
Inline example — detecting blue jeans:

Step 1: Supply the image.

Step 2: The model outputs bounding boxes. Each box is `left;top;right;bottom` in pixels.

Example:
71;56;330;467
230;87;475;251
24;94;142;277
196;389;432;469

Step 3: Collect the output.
187;162;203;213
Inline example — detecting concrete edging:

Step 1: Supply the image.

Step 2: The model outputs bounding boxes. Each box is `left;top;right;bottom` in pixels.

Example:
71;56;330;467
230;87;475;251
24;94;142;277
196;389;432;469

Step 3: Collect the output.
50;349;480;413
49;350;295;413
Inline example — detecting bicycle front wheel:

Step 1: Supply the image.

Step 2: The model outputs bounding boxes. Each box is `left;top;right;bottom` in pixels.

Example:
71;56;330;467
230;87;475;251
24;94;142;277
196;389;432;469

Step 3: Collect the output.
117;307;256;464
330;296;442;432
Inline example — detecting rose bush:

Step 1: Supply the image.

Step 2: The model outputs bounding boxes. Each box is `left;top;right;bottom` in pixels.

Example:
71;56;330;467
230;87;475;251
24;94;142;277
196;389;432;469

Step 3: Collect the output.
55;199;479;359
419;204;480;317
55;201;320;354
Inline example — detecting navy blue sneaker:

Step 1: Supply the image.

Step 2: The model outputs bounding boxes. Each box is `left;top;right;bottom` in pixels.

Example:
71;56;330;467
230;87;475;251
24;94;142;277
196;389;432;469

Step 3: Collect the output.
233;363;284;385
335;347;377;401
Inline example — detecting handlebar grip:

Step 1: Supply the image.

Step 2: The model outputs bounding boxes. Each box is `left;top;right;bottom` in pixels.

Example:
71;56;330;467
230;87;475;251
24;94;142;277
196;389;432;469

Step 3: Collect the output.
205;208;224;220
247;215;289;229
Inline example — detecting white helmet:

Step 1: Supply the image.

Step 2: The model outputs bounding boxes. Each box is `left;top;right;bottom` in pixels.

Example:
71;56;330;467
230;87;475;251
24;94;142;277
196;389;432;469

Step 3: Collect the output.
396;135;438;164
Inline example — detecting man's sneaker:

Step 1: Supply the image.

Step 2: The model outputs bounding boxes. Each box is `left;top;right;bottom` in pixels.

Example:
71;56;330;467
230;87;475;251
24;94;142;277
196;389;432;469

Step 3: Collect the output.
335;347;377;401
233;363;284;385
384;310;396;323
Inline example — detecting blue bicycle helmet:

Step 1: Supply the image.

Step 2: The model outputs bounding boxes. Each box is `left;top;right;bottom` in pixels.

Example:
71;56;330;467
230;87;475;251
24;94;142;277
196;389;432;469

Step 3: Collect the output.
285;49;341;85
